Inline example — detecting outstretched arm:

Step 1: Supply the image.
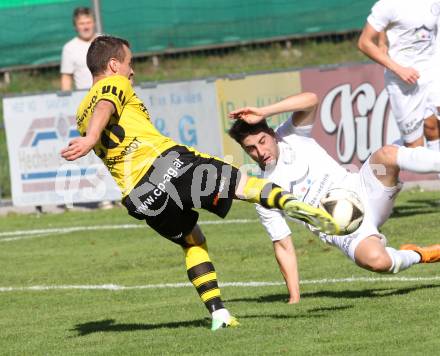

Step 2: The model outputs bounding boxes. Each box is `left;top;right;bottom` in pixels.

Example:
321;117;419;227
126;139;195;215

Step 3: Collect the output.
358;23;419;85
273;236;300;304
228;92;318;126
256;204;301;303
61;100;115;161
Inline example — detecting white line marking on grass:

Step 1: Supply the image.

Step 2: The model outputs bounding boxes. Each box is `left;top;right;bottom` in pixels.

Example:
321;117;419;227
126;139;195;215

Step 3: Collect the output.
1;276;439;292
0;224;143;238
0;219;258;242
0;233;58;242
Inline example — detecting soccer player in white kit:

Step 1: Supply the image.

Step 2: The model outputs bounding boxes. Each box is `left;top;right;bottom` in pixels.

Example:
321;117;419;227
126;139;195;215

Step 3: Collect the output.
358;0;440;150
228;92;440;303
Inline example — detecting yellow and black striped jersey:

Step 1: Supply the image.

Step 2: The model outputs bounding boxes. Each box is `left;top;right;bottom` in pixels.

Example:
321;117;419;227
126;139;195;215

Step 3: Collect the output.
76;75;177;197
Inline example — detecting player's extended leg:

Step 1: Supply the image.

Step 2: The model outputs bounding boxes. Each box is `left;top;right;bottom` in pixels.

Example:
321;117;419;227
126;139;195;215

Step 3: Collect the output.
369;144;440;188
235;175;339;235
183;225;238;331
354;236;440;273
354;236;421;273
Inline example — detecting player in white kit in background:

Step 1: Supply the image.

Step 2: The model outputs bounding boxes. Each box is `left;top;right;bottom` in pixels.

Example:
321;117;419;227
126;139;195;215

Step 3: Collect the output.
228;92;440;303
358;0;440;151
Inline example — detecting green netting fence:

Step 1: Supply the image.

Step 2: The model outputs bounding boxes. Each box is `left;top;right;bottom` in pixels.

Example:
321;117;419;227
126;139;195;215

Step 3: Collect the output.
1;0;375;69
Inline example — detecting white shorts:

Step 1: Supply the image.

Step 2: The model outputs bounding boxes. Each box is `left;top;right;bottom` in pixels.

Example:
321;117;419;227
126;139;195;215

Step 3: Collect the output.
385;75;440;143
318;158;402;262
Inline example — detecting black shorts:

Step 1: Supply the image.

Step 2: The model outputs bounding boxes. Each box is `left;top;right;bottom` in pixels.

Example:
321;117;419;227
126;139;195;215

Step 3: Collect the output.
123;145;240;246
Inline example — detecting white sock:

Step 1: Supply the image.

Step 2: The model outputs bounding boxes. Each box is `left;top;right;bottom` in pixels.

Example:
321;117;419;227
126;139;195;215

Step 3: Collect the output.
385;247;421;273
396;146;440;173
212;308;231;321
427;139;440;152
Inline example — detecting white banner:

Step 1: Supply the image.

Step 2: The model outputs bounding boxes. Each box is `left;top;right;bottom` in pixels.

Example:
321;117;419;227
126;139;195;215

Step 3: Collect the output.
3;91;121;207
136;79;223;157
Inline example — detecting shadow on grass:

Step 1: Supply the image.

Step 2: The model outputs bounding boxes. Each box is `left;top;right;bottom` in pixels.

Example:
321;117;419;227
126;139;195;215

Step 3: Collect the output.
301;284;440;299
72;308;349;336
72;318;209;336
391;198;440;219
226;284;440;303
241;305;353;320
306;305;353;313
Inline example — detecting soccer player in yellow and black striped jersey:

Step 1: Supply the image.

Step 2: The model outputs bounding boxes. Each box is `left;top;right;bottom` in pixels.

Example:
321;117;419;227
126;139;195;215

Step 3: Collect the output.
61;35;339;330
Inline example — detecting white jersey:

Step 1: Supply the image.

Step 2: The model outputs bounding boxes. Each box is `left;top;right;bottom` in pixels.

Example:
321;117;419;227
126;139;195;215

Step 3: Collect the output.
256;120;401;262
367;0;440;78
256;120;348;241
60;37;93;90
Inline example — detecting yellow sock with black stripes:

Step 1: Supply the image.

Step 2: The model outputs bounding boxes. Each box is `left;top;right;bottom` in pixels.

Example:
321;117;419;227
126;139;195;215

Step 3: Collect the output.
184;242;224;313
241;176;294;209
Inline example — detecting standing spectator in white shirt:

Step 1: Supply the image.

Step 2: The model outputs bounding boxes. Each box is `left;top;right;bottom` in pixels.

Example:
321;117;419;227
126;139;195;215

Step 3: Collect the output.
60;8;113;210
358;0;440;151
60;7;97;91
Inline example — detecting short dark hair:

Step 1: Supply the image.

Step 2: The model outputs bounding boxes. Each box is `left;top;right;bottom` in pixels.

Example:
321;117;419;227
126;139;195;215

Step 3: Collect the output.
73;7;94;23
228;120;274;144
87;35;130;76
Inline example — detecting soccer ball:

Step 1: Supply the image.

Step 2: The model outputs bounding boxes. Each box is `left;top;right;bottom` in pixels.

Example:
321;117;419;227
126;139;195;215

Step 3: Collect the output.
320;188;364;235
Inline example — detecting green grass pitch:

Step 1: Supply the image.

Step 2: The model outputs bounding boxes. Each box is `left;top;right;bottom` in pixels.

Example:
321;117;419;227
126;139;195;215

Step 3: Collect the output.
1;190;440;355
